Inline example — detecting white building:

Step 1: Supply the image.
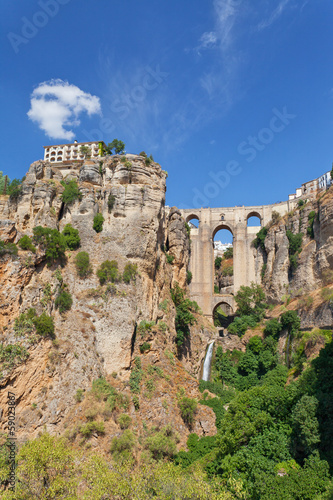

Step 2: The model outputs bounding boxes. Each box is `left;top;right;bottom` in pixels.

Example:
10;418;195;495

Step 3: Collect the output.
214;241;233;258
43;140;106;163
289;170;332;200
318;171;332;190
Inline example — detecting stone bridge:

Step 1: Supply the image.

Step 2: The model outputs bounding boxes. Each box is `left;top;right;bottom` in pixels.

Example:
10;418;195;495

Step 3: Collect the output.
180;199;297;321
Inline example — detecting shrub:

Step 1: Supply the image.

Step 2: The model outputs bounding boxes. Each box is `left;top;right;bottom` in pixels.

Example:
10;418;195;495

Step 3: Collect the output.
145;426;178;460
140;342;151;353
107;139;125;155
253;226;268;250
215;257;222;269
93;213;105;233
307;211;316;239
223;247;233;259
14;308;37;335
75;389;84;402
118;414;132;430
170;283;198;346
221;265;233;277
264;318;282;339
271;210;281;224
55;290;73;314
92;377;115;401
33;312;55;338
18;235;36;253
75;251;92;278
123;262;137;283
79;421;105;437
186;270;192;284
234;283;267;319
298;199;305;207
61;224;80;250
286;230;303;271
33;226;67;266
0;240;18;257
129;357;143;394
214;284;220;294
228;315;257;337
8;178;24;200
97;260;120;285
166;254;174;264
108;194;116;213
137;320;155;337
320;287;333;305
110;429;135;462
178;397;197;426
61;180;82;205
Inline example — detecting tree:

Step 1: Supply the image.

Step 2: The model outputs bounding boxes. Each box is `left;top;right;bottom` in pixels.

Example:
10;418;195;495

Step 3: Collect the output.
291;395;320;460
75;251;92;278
79;145;91;158
32;226;67;266
97;260;120;285
61;180;82;205
107;139;125;155
235;283;267;319
62;224;80;250
93;213;105;233
224;247;233;259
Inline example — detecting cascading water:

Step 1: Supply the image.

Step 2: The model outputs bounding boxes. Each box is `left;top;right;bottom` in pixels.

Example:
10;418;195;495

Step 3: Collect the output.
202;341;215;381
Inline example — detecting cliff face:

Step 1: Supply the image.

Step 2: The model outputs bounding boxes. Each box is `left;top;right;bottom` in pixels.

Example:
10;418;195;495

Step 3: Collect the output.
0;156;216;443
255;187;333;328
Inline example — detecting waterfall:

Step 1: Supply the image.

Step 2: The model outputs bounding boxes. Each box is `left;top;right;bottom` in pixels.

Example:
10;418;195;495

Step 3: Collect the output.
202;341;215;381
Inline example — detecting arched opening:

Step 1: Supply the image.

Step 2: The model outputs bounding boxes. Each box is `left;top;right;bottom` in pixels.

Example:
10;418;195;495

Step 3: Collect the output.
247;212;262;227
213;302;234;334
213;225;234;295
186;214;200;229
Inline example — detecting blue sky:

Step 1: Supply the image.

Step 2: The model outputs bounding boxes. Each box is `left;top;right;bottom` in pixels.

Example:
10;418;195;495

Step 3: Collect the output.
1;0;332;211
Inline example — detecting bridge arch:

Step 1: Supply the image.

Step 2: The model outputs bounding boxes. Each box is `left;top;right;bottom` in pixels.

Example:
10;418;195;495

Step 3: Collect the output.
246;211;262;226
212;223;234;240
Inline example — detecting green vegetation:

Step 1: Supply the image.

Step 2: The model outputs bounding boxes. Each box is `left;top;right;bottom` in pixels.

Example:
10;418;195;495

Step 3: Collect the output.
33;312;55;338
0;343;29;377
107;193;116;212
62;224;80;250
0;240;18;257
228;315;258;337
253;226;268;251
79;421;105;438
221;265;233;277
215;256;222;269
14;308;55;339
186;270;192;284
166;253;174;264
61;180;82;205
137;320;155;337
170;282;199;346
110;429;135;463
145;425;179;460
129;357;143;394
224;246;233;259
234;282;267;319
140;342;151;353
118;414;132;430
75;251;92;278
307;210;316;239
93;213;105;233
75;389;84;402
79;145;91;158
18;235;36;253
145;154;154;165
97;259;120;284
106;139;125;155
178;397;198;427
55;290;73;314
122;262;137;283
286;230;303;272
33;226;67;266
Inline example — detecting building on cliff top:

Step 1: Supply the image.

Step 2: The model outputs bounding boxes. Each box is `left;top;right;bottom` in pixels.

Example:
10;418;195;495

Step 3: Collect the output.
288;170;332;200
43;140;107;163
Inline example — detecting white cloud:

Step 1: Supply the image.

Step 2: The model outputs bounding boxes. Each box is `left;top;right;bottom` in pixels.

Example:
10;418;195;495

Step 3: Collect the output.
257;0;291;31
27;79;101;140
198;31;218;50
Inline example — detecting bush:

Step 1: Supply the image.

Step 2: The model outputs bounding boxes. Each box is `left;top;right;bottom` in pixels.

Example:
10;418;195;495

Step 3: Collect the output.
129;357;143;394
253;226;268;250
287;230;303;271
221;265;233;277
107;139;125;155
178;397;197;426
108;194;116;213
33;226;67;266
228;315;258;337
55;290;73;314
170;283;198;346
33;312;55;338
93;213;105;233
75;251;92;278
79;421;105;437
118;414;132;430
264;318;282;339
8;178;24;200
18;235;36;253
186;270;192;284
92;377;115;401
214;284;220;294
140;342;151;353
110;429;135;462
215;257;222;269
123;262;137;283
234;283;267;319
307;211;316;239
75;389;84;402
0;240;18;257
223;247;233;259
145;426;178;460
62;224;80;250
166;254;174;264
97;260;120;285
61;180;82;205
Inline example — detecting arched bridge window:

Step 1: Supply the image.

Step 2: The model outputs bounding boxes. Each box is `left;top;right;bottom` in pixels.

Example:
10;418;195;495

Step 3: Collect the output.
186;214;200;229
213;225;234;295
247;212;262;227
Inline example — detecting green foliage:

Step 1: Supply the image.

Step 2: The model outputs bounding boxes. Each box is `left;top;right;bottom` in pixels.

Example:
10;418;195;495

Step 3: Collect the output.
287;230;303;271
261;263;267;280
137;320;155;337
33;312;55;338
145;154;154;165
75;389;84;402
291;395;320;460
145;425;178;460
61;180;82;205
8;177;24;200
307;210;316;239
264;318;282;339
253;226;268;250
129;356;143;394
185;222;191;238
79;145;91;157
234;282;267;320
0;343;29;376
107;139;125;155
174;433;218;468
107;193;116;212
118;413;132;429
228;315;258;337
91;377;115;401
170;282;198;346
93;213;105;233
55;290;73;314
122;262;137;283
75;251;92;278
0;240;18;257
96;259;120;284
221;265;233;277
158;299;168;312
186;270;192;284
280;310;301;335
178;396;198;426
79;421;105;437
298;199;305;207
33;226;67;266
166;253;174;264
18;235;36;253
140;342;151;353
14;308;37;336
224;246;233;259
215;256;222;269
110;429;135;462
214;284;220;294
62;223;80;250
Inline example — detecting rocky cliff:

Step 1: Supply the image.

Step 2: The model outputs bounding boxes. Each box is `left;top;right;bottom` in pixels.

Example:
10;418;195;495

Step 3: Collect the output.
0;156;216;445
